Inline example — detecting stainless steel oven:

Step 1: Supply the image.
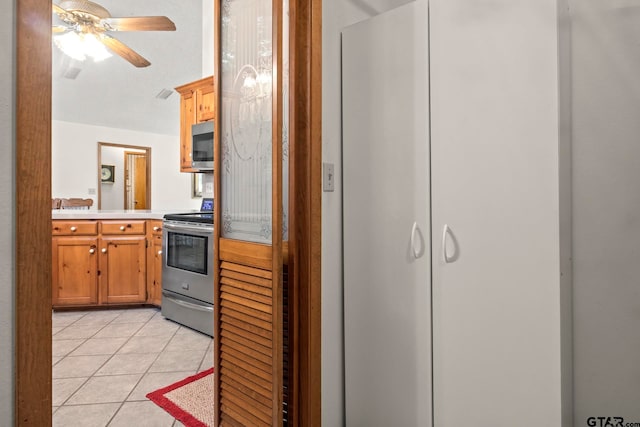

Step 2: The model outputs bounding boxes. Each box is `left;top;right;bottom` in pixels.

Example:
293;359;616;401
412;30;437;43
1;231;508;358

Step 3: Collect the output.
162;212;214;336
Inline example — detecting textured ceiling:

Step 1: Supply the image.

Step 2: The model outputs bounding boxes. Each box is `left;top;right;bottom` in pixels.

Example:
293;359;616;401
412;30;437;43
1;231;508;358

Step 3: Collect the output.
52;0;205;135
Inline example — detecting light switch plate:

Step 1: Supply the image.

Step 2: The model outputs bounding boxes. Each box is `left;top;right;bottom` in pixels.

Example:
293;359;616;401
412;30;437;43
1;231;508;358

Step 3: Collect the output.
88;188;96;195
323;162;335;192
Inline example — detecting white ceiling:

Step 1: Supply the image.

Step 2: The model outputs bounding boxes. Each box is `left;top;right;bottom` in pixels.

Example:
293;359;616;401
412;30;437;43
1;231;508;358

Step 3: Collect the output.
52;0;205;135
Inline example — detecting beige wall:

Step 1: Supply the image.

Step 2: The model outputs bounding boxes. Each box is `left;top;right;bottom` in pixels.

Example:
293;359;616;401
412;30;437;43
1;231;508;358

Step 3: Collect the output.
571;0;640;421
52;120;201;211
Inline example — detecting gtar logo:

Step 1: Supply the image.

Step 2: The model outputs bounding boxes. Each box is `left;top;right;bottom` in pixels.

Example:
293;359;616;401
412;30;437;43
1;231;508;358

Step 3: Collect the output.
587;417;624;427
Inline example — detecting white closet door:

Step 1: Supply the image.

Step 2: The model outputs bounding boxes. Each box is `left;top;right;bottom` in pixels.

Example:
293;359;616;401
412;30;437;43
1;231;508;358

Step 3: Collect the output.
342;2;431;426
430;0;570;425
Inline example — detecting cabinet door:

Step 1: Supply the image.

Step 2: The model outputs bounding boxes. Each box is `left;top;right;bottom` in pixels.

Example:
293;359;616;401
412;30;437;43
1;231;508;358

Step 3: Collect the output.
180;90;197;172
147;234;163;306
99;236;147;304
342;2;431;425
196;84;215;123
430;0;569;425
52;237;99;306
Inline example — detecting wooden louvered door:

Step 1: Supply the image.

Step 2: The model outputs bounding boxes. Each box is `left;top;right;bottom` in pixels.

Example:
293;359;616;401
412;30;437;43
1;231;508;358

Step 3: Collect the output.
214;0;285;424
217;242;281;426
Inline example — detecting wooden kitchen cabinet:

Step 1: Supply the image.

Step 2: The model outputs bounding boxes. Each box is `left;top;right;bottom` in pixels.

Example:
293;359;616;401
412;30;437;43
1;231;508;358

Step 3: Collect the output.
146;220;163;306
195;83;215;122
52;219;158;308
99;236;147;304
52;236;99;306
175;76;214;172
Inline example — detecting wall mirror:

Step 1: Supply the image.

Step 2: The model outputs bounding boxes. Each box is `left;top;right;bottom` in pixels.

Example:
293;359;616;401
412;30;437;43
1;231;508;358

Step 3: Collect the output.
98;142;151;209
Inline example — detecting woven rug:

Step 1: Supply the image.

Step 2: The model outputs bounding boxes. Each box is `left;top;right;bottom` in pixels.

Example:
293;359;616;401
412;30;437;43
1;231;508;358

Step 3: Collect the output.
146;368;214;427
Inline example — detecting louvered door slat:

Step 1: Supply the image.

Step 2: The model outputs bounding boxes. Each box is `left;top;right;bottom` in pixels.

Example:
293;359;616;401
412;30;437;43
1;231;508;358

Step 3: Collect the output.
220;261;273;279
221;366;272;401
221;361;273;393
221;328;272;356
221;400;270;427
222;346;272;382
221;376;273;408
223;385;272;421
221;335;273;366
220;313;273;340
221;323;271;354
220;308;271;333
220;413;245;427
221;271;273;289
222;342;272;375
221;292;273;314
220;300;271;322
220;283;273;305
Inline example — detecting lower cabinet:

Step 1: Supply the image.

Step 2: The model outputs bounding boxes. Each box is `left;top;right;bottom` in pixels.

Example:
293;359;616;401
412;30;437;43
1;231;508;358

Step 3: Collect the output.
99;235;147;304
52;219;162;309
52;236;99;306
146;220;163;306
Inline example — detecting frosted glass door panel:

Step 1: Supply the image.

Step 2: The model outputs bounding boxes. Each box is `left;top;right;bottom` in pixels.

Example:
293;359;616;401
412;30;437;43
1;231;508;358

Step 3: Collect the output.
221;0;273;243
342;2;431;425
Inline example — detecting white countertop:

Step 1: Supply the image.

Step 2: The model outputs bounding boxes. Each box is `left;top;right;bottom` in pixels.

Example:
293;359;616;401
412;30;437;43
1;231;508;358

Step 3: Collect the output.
52;209;197;220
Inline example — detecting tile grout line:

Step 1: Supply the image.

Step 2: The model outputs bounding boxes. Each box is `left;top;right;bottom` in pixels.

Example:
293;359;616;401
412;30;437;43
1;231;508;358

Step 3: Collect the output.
54;309;153;410
53;308;210;427
106;309;181;427
55;311;126;408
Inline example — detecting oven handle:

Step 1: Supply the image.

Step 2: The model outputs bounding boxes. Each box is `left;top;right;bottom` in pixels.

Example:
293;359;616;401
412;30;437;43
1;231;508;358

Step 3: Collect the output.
163;292;214;313
163;222;213;234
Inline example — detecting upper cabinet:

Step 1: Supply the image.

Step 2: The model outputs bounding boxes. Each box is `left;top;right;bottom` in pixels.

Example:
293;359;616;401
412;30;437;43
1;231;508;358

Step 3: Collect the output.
175;76;214;172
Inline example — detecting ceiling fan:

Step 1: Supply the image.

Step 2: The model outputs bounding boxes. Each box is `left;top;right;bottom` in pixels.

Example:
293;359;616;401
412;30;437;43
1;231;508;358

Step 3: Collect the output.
52;0;176;67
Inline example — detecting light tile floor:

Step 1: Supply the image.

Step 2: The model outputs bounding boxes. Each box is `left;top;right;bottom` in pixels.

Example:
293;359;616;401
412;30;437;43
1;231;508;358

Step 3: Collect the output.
52;307;213;427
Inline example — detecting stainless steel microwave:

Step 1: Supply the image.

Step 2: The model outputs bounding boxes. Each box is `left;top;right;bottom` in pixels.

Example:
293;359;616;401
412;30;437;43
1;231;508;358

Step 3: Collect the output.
191;121;214;171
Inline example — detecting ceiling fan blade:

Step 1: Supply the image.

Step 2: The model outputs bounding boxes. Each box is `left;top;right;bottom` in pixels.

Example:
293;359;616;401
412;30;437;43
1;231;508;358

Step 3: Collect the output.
52;25;69;33
52;3;74;21
100;34;151;68
101;16;176;32
52;3;67;15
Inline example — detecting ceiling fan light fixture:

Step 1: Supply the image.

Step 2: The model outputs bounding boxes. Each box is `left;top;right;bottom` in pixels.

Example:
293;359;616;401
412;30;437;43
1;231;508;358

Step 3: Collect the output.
83;33;111;61
54;31;112;63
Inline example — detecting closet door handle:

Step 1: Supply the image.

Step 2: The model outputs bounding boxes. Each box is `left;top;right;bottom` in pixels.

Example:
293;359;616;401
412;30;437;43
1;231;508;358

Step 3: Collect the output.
410;221;421;259
442;224;455;263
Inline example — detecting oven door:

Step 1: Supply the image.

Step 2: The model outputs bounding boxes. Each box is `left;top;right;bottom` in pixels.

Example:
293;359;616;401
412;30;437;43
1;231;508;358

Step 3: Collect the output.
162;221;214;303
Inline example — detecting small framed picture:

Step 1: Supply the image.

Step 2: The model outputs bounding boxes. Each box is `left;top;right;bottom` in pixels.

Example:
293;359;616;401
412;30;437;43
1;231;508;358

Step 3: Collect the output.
101;164;115;183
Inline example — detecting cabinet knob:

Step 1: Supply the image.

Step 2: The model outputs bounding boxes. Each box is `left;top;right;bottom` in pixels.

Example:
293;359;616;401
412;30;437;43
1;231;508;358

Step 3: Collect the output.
120;226;126;231
101;248;107;254
153;226;161;231
157;250;162;255
70;226;77;232
89;248;95;254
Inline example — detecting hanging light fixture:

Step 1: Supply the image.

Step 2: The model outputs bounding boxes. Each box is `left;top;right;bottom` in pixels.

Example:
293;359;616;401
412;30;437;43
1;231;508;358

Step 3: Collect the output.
54;31;112;62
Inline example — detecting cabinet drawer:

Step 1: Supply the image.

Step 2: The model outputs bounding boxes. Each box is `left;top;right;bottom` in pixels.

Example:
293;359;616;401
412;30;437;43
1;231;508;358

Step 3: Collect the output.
149;220;163;236
101;220;146;235
52;221;98;236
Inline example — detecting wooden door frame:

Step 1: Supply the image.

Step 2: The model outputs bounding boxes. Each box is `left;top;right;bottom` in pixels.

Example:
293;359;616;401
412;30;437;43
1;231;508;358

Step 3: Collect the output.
97;142;151;210
14;0;322;425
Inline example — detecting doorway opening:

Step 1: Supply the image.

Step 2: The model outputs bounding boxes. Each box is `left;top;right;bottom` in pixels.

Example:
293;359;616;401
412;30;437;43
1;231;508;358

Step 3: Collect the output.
97;142;151;210
124;151;148;209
